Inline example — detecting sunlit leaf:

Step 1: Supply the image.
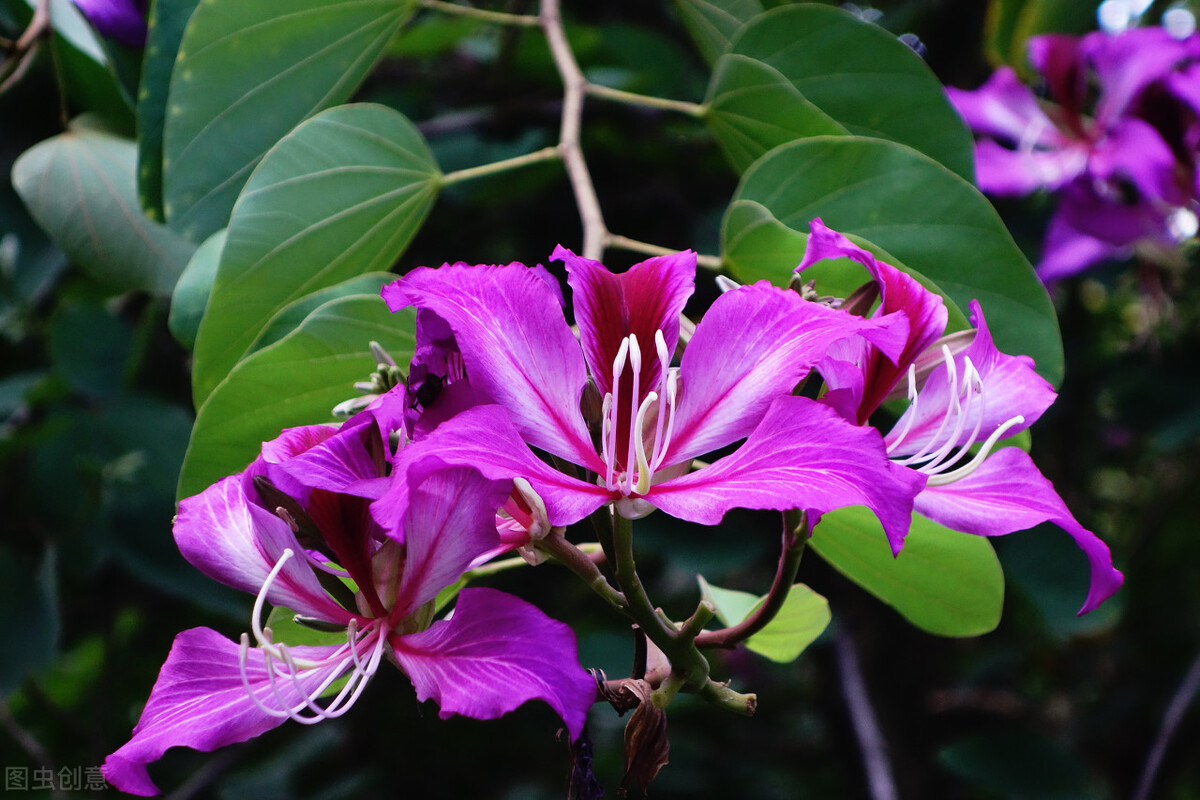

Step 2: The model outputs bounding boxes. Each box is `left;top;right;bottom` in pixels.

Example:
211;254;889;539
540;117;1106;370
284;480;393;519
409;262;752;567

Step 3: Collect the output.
723;136;1062;384
810;506;1005;637
698;576;831;663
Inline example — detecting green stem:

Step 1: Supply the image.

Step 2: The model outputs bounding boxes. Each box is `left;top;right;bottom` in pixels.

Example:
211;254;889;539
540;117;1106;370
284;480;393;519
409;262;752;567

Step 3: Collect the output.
439;146;561;186
419;0;539;26
695;510;809;650
536;532;627;612
699;679;758;716
605;233;723;271
585;82;707;118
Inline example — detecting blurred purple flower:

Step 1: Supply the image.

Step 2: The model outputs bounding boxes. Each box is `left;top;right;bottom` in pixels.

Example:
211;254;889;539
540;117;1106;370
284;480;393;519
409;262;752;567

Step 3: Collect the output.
947;27;1200;281
73;0;148;47
102;392;595;796
798;219;1123;614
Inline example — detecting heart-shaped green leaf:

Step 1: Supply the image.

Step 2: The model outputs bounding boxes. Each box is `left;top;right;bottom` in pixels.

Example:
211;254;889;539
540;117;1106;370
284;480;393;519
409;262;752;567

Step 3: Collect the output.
190;103;439;407
724;136;1062;384
810;506;1004;637
704;54;846;172
11;124;196;295
179;296;416;500
169;229;225;350
721;4;974;179
161;0;416;241
673;0;763;64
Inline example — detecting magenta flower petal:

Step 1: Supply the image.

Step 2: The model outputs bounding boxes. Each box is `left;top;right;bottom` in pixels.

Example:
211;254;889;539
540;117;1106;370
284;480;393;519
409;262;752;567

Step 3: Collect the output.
649;396;924;551
667;281;907;463
798;219;945;422
103;628;347;796
391;464;512;616
374;405;610;529
557;245;695;398
973;138;1088;196
73;0;146;47
1084;27;1190;124
946;66;1064;146
1027;34;1088;117
1037;210;1126;282
913;447;1123;614
174;475;352;624
393;587;595;739
383;265;598;470
885;301;1055;455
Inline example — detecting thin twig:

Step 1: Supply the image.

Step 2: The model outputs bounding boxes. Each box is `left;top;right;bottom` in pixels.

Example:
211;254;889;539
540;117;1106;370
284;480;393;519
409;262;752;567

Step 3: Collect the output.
420;0;539;26
1134;644;1200;800
585;82;706;117
0;0;49;92
605;233;723;271
695;511;807;649
0;697;66;800
540;0;607;260
836;626;898;800
440;145;561;186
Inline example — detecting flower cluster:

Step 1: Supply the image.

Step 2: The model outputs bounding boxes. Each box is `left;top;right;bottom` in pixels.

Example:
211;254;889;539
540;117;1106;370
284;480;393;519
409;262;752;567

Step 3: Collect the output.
106;222;1122;794
947;27;1200;281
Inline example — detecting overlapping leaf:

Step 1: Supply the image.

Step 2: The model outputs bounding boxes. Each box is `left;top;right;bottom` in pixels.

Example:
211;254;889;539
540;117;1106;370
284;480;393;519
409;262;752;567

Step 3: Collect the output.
161;0;417;241
707;4;974;179
673;0;762;64
190;103;440;407
698;576;830;663
11;125;196;295
178;296;417;500
723;136;1063;384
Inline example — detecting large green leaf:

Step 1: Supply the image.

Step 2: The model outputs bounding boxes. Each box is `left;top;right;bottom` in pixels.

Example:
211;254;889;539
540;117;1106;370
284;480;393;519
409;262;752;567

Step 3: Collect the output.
723;136;1062;384
722;199;968;330
723;4;974;180
810;506;1004;637
161;0;416;241
704;54;845;172
698;576;830;663
11;124;196;295
137;0;202;220
673;0;763;64
169;228;225;350
179;296;416;499
190;103;439;408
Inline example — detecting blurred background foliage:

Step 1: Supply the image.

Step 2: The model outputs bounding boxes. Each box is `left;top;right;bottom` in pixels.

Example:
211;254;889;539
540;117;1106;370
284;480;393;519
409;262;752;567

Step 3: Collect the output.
2;0;1200;797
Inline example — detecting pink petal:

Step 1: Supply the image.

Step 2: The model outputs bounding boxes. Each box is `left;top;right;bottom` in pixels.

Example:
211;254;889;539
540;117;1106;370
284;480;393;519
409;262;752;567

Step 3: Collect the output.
174;475;352;624
382;264;598;470
649;396;924;553
393;588;596;739
103;628;347;796
946;66;1065;146
914;447;1123;614
556;245;695;398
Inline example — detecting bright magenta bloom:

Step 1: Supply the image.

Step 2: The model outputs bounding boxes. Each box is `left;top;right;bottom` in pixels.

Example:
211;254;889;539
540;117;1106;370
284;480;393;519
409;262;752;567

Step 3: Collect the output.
382;247;924;545
103;391;595;795
798;219;1123;614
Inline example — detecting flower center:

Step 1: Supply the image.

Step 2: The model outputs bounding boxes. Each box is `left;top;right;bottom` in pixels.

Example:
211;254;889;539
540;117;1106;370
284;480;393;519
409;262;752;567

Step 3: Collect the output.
238;548;386;724
886;346;1025;486
599;329;678;496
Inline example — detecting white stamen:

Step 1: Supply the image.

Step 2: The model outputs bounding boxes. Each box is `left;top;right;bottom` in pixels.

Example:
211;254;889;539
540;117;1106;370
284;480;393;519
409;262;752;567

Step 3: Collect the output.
885;364;921;455
651;370;679;473
624;335;643;495
600;392;614;490
633;392;658;495
926;415;1025;486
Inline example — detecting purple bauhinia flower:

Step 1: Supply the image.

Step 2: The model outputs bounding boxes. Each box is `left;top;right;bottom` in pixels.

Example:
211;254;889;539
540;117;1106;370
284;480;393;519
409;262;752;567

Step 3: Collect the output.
102;392;596;796
73;0;148;47
946;27;1200;281
380;248;924;545
797;219;1123;614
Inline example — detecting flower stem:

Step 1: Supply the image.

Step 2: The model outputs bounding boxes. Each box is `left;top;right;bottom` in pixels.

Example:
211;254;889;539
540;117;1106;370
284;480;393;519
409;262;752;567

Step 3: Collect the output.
419;0;539;26
584;82;707;117
439;146;562;186
537;530;628;612
695;510;808;649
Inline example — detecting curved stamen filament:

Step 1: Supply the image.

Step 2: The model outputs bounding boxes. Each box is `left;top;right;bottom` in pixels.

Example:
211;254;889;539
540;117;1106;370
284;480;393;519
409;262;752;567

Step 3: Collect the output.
632;392;658;495
624;334;642;494
885;364;921;455
926;414;1025;486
